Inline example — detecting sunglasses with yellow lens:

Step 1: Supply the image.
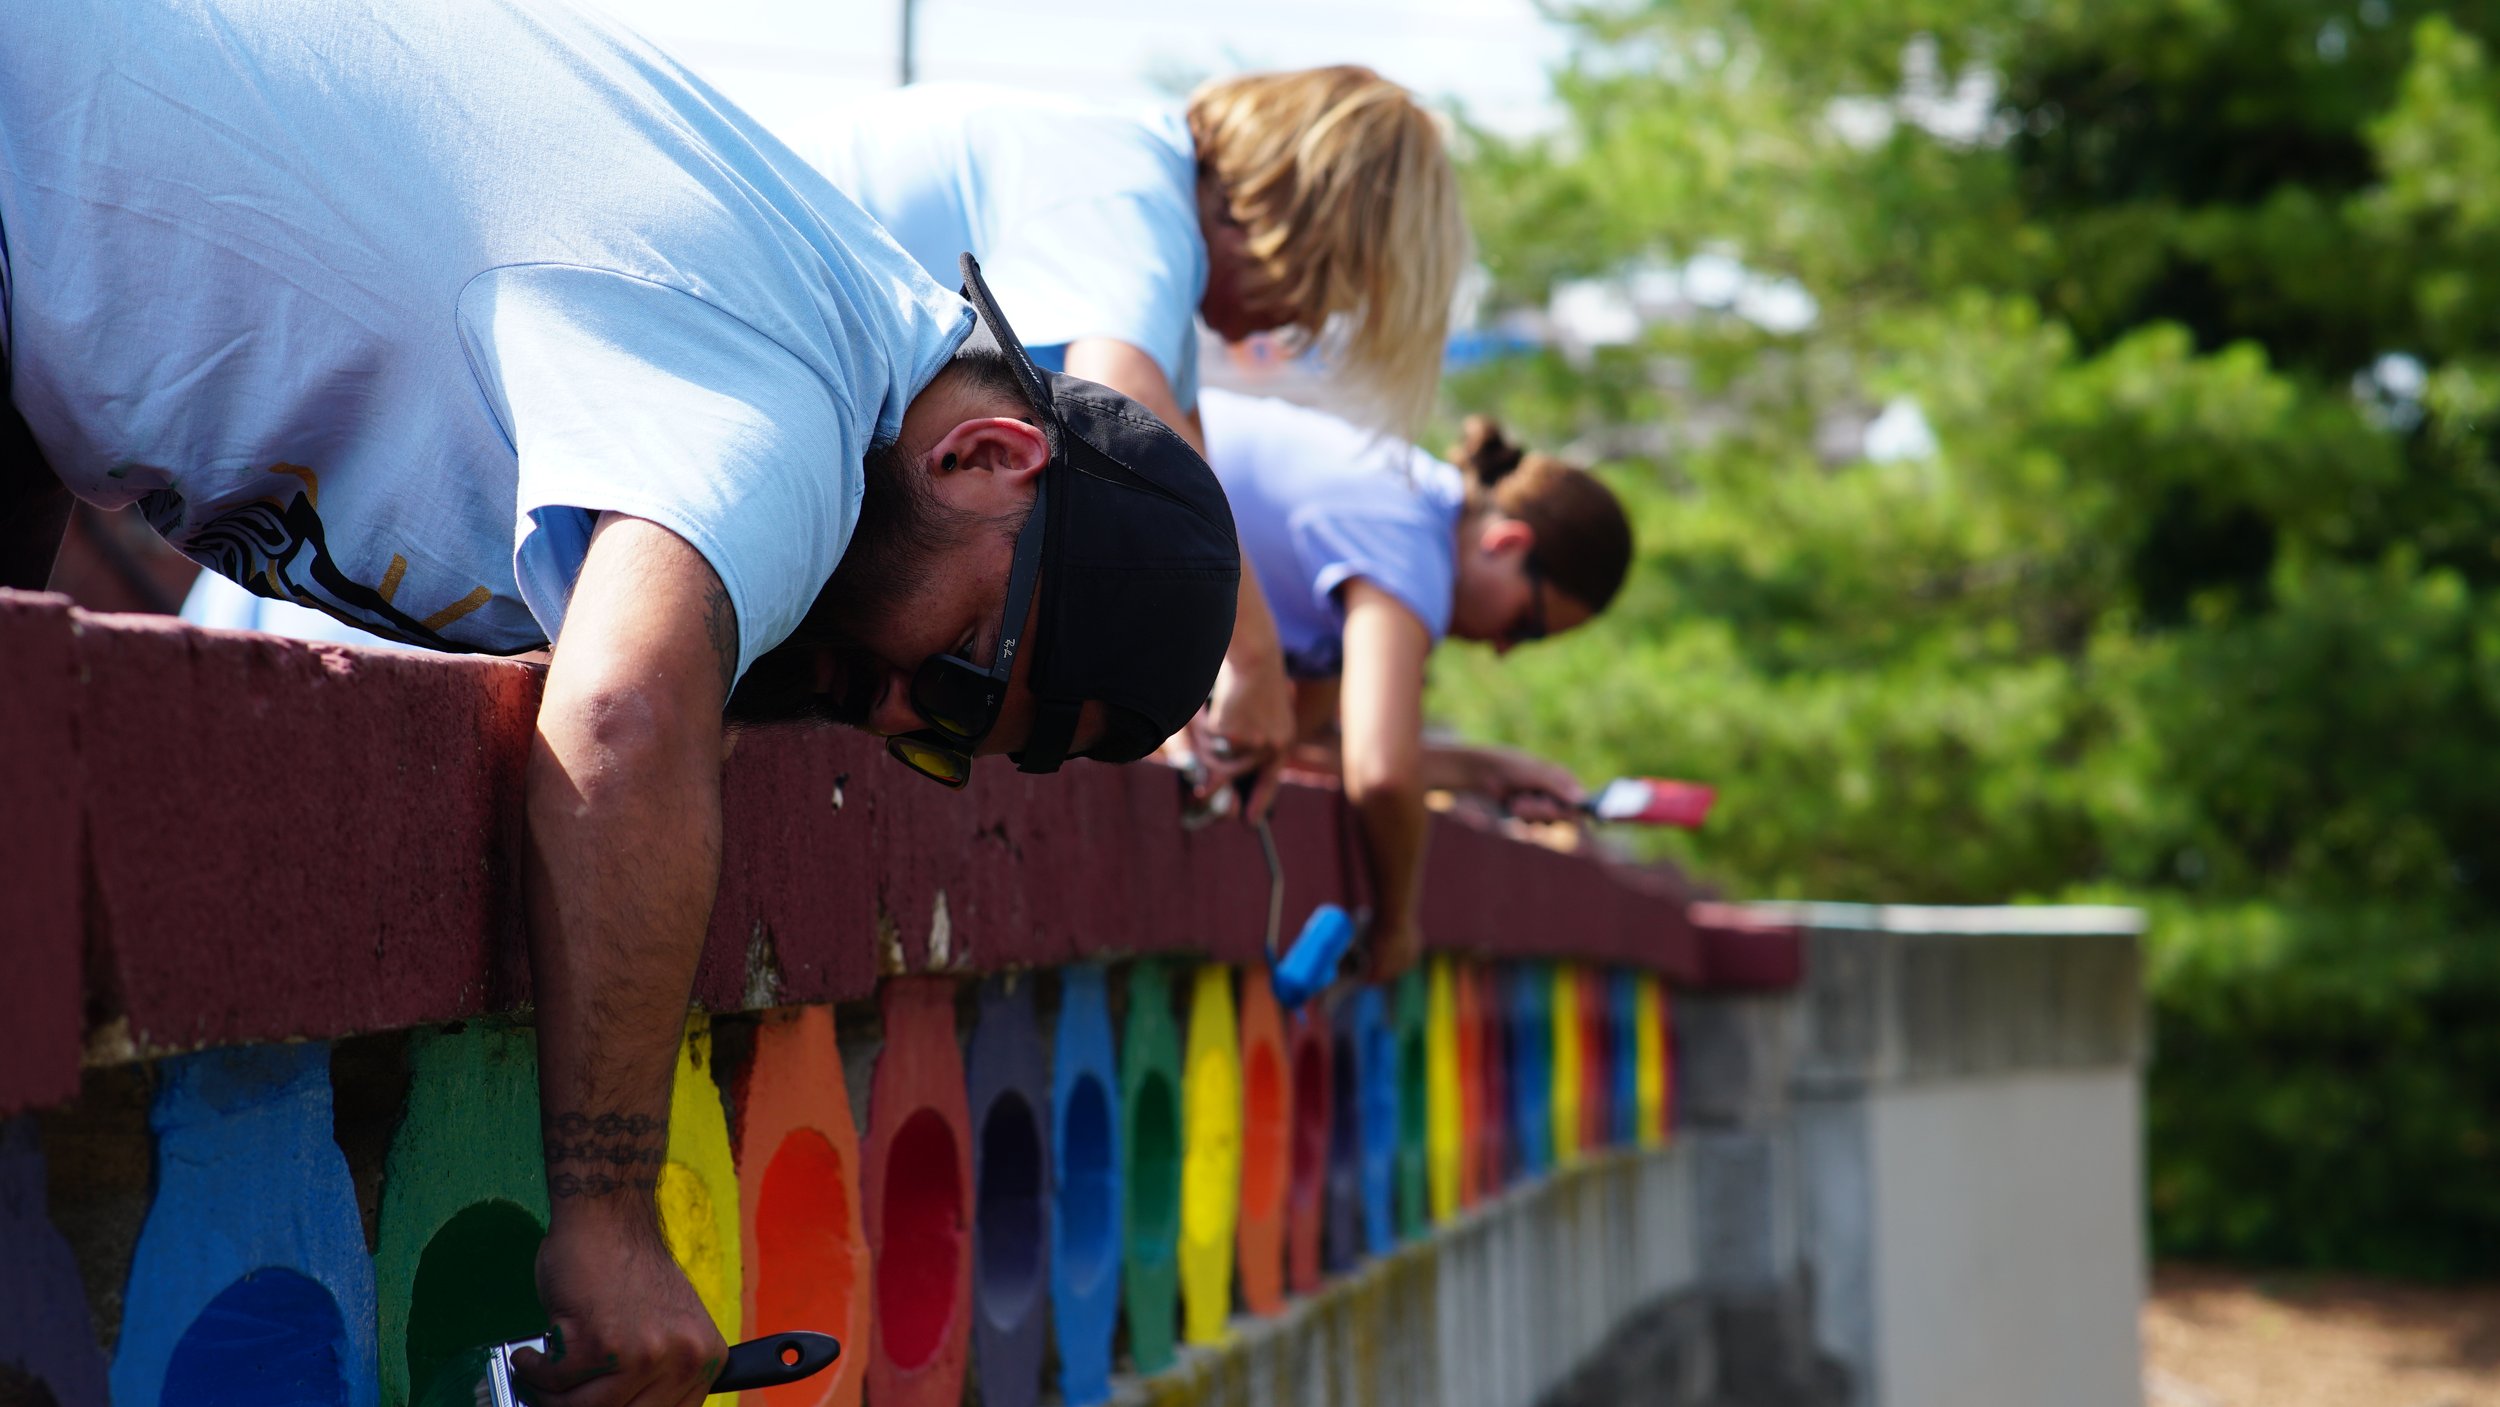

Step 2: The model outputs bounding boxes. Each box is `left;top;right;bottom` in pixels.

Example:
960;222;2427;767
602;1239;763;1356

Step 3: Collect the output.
886;731;974;789
883;477;1049;788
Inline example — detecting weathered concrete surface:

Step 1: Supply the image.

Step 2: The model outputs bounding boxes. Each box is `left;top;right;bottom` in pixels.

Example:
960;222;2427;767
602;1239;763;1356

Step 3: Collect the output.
1110;1147;1698;1407
1857;1073;2141;1407
0;596;82;1115
0;590;1741;1081
1765;905;2148;1407
1689;906;1807;992
80;610;540;1058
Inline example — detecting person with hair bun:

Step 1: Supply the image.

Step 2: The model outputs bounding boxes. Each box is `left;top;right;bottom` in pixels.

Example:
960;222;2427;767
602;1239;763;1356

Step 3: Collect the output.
785;66;1470;812
1195;387;1634;979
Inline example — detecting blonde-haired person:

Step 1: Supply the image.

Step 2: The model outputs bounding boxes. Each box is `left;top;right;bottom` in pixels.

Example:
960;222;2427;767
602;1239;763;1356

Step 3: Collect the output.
1197;388;1635;979
787;66;1468;810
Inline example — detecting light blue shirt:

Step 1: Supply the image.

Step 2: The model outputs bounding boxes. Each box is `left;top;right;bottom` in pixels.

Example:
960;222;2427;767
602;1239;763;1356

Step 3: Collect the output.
790;83;1207;408
181;570;412;651
0;0;972;682
1199;389;1465;679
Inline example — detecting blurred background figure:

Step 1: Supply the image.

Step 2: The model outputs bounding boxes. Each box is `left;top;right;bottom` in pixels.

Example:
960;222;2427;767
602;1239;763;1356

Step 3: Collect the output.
778;64;1470;814
1198;388;1631;976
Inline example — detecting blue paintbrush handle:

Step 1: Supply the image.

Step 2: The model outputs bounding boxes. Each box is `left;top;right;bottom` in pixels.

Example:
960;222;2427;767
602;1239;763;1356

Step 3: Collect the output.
1272;904;1358;1010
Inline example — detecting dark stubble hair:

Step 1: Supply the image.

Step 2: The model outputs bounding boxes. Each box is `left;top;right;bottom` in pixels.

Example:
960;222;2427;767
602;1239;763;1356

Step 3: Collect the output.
725;354;1032;727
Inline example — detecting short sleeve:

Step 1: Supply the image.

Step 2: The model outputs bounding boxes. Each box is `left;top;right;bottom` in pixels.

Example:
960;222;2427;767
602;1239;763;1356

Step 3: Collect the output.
455;263;863;684
1287;507;1457;644
980;190;1207;406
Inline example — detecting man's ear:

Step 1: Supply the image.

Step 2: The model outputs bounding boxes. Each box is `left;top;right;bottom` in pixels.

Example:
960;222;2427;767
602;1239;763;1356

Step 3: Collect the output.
1477;517;1535;561
922;417;1049;514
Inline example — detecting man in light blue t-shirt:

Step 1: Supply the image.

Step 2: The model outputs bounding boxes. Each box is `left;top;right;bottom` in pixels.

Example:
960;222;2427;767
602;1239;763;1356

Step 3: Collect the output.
0;6;1238;1403
789;67;1479;828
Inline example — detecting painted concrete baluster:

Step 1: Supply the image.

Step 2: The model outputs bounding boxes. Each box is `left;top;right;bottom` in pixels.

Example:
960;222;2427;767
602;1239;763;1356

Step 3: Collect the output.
376;1021;549;1407
111;1043;376;1407
967;978;1050;1407
660;1015;742;1343
1550;964;1583;1167
1048;965;1121;1407
1477;964;1509;1193
1633;974;1668;1150
1657;980;1679;1146
1425;957;1463;1224
0;1119;108;1407
1178;964;1242;1346
1235;967;1292;1318
1285;1001;1333;1295
1509;967;1553;1180
735;1005;869;1407
1610;971;1642;1147
863;978;973;1407
1453;961;1482;1211
1354;986;1399;1256
1393;969;1430;1240
1581;967;1613;1152
1119;960;1184;1374
1323;993;1368;1273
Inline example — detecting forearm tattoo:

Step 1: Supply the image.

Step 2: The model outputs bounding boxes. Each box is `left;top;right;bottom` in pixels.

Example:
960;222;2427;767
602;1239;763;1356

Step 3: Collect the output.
543;1111;667;1199
701;575;739;698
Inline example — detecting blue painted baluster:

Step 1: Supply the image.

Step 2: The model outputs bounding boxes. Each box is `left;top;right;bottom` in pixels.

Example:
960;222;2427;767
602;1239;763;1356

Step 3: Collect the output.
112;1043;378;1407
1049;966;1120;1407
0;1118;109;1407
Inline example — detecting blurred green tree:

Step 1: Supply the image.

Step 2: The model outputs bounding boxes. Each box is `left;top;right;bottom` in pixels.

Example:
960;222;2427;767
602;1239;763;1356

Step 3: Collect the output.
1435;0;2500;1273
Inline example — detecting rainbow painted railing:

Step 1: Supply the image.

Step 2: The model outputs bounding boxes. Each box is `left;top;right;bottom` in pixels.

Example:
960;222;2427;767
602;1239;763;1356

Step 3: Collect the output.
0;591;1802;1407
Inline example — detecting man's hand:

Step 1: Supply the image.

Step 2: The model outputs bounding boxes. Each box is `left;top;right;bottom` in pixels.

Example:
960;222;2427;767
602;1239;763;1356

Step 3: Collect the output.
521;514;737;1407
1188;651;1296;818
511;1209;725;1407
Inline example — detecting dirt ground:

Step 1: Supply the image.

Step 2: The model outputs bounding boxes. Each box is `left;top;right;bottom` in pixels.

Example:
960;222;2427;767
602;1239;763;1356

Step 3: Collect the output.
2144;1264;2500;1407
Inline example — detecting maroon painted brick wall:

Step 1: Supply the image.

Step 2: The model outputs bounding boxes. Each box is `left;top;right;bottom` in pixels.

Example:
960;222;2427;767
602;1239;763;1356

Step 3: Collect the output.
2;589;1796;1111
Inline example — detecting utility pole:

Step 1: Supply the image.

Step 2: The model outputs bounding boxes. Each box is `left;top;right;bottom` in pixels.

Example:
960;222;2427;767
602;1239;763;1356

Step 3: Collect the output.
898;0;916;86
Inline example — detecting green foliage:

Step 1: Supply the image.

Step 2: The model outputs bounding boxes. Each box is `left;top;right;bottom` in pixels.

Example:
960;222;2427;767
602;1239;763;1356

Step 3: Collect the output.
1441;0;2500;1272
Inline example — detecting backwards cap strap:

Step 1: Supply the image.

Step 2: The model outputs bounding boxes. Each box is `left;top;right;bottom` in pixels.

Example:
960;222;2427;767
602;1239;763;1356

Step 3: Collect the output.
1014;697;1082;774
958;252;1059;436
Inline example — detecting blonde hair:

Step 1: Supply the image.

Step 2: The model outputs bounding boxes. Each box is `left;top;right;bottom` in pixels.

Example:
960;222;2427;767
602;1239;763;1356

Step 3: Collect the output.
1188;66;1468;437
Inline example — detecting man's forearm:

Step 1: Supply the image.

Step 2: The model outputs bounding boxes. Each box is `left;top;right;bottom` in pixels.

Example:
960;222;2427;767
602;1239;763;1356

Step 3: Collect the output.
506;516;734;1406
524;695;722;1224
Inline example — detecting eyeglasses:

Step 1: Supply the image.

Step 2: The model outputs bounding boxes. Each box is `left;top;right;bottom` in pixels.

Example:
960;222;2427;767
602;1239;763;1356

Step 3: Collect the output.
884;476;1048;789
1503;554;1550;650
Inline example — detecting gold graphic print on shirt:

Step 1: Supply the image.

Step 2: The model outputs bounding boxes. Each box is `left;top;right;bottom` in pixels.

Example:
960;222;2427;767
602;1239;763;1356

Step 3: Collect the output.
148;463;495;650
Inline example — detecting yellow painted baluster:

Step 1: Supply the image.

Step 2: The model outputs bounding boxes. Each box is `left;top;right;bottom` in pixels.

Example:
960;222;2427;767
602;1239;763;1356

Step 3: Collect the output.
1635;975;1667;1149
1425;956;1462;1223
1179;964;1243;1346
1550;964;1583;1167
660;1013;744;1344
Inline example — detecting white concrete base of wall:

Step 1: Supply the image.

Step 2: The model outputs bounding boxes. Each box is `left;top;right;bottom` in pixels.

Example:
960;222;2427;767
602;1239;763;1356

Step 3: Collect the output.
1113;1147;1699;1407
1862;1071;2144;1407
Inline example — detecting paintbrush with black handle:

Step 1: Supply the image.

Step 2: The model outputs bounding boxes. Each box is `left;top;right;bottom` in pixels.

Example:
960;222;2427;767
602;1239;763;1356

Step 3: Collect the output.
421;1329;839;1407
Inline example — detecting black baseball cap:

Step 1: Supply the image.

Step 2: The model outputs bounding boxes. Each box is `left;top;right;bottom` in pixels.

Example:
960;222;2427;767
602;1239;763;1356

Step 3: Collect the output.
955;253;1241;771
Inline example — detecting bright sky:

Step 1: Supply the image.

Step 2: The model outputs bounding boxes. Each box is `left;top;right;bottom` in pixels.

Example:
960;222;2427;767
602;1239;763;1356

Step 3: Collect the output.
588;0;1573;138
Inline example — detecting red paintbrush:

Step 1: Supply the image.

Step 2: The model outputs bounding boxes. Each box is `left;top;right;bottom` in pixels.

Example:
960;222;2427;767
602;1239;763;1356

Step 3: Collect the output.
1581;777;1717;828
